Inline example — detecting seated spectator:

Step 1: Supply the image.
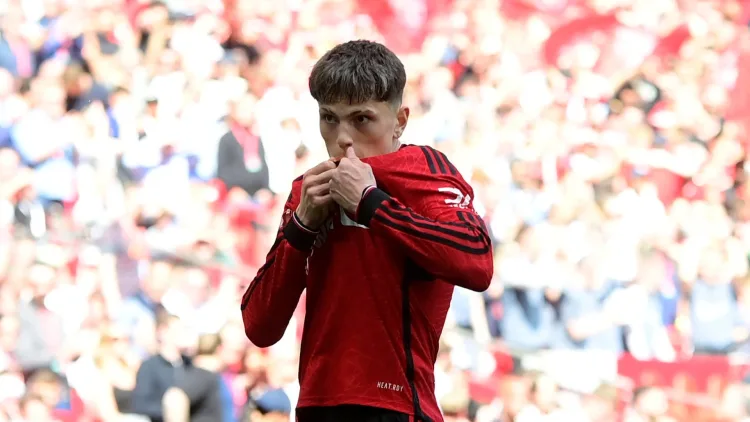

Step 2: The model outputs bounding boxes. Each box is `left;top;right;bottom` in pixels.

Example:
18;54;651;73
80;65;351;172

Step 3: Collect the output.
118;257;174;357
68;325;138;420
216;94;270;198
16;258;66;374
9;82;75;206
559;256;627;353
688;245;747;354
497;226;565;352
624;250;676;361
130;308;192;422
162;333;230;422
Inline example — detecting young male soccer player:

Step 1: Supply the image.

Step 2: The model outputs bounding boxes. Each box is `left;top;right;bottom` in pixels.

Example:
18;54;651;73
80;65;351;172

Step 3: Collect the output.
241;40;493;422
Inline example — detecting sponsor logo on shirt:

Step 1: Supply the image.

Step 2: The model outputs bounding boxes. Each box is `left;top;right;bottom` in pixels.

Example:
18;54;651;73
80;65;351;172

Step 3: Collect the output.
439;187;471;208
376;381;405;392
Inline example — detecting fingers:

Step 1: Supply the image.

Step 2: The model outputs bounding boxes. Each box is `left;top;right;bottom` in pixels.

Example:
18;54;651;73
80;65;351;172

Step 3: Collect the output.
302;169;336;191
306;160;337;177
303;163;334;209
345;147;358;159
306;182;330;197
310;193;332;207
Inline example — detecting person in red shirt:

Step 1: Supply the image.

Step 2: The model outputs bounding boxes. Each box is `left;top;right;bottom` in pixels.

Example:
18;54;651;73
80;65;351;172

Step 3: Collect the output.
241;40;493;422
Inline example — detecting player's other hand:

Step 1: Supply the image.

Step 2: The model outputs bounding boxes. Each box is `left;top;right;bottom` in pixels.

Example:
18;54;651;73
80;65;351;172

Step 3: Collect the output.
331;147;376;214
296;160;337;229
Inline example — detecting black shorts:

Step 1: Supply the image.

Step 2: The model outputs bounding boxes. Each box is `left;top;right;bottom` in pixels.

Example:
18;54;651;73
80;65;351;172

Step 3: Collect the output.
296;405;411;422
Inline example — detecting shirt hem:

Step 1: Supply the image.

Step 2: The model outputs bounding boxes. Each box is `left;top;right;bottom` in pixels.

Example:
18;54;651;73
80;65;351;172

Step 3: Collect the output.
297;395;414;417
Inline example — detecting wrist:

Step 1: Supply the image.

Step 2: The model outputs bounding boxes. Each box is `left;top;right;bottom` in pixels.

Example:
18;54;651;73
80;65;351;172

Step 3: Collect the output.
293;209;319;232
361;184;377;199
284;211;319;251
355;187;391;227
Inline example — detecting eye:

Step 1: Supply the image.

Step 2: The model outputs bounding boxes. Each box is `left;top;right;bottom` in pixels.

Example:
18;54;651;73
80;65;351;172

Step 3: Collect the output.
321;114;337;124
354;115;371;124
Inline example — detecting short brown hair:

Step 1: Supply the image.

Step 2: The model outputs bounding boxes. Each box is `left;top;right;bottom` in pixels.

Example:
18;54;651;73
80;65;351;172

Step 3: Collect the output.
27;369;60;388
309;40;406;107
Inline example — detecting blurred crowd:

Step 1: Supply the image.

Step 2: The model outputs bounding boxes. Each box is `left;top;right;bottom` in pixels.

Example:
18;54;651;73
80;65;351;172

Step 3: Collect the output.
2;0;750;420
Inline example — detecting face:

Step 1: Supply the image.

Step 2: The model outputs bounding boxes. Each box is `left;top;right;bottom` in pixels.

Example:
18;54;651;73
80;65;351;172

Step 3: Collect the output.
145;260;173;300
232;94;257;127
318;101;409;159
160;317;192;351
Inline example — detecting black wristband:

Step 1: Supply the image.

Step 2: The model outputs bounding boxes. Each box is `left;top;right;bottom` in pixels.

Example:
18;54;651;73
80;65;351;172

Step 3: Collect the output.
283;212;318;251
356;188;391;227
294;212;317;233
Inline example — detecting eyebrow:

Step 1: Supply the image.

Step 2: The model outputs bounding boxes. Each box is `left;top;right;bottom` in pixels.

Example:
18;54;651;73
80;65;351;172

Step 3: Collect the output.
320;107;376;118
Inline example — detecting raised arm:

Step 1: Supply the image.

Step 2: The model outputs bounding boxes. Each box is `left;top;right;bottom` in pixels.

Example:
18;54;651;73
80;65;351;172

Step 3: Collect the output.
355;185;493;291
331;147;493;291
241;160;337;347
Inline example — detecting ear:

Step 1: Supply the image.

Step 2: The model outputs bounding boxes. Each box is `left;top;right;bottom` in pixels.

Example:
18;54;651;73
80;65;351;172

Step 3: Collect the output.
394;106;410;139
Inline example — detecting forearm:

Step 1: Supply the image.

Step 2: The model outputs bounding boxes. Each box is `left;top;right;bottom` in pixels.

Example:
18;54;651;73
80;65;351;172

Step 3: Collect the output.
241;215;310;347
356;188;493;291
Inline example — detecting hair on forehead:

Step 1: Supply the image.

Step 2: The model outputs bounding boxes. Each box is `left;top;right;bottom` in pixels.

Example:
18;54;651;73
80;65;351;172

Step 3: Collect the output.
309;40;406;106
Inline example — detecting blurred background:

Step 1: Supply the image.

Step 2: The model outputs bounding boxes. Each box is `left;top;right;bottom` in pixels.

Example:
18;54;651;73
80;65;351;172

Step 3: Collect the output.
1;0;750;421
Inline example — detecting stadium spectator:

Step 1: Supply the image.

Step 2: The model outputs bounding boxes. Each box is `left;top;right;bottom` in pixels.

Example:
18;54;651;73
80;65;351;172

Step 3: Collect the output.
16;257;66;374
162;333;228;422
118;257;173;356
130;308;190;422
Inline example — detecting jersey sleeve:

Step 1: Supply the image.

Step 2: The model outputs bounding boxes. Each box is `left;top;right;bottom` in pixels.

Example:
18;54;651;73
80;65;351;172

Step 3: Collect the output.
240;180;312;347
355;146;493;291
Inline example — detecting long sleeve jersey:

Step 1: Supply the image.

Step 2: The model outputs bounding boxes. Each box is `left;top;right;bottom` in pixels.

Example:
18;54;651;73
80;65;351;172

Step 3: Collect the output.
241;144;493;422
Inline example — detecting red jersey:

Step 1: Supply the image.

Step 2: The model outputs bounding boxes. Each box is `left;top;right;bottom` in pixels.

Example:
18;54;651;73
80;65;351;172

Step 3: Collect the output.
241;145;493;422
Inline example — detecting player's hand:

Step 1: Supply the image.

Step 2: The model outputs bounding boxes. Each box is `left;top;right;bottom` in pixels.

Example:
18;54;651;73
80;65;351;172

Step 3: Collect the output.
331;147;377;214
296;160;337;229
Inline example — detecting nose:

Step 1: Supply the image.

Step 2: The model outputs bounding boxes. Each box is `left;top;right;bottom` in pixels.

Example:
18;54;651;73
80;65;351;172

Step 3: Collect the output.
336;127;354;152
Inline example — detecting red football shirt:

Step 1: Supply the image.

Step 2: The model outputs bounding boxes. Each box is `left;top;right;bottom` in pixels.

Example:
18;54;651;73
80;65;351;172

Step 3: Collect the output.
241;145;493;422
